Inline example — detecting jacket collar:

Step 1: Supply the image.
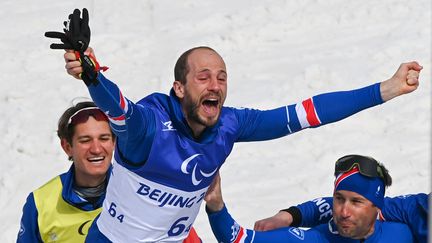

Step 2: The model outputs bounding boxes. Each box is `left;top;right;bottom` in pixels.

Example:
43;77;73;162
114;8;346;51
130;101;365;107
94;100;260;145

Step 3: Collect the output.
60;164;111;211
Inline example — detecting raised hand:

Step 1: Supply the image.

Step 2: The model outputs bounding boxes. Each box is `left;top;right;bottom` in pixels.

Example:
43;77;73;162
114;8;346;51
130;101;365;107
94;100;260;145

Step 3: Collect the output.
46;8;107;86
380;61;423;102
45;8;90;52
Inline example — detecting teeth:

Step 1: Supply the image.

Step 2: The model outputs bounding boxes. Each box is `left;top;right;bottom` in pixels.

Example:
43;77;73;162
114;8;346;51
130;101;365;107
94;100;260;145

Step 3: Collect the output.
205;98;218;102
88;156;104;162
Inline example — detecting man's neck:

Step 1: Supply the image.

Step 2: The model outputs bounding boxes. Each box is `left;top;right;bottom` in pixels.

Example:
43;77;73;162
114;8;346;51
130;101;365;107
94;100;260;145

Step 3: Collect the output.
185;118;206;139
75;174;106;188
73;177;107;203
356;221;375;240
363;221;375;239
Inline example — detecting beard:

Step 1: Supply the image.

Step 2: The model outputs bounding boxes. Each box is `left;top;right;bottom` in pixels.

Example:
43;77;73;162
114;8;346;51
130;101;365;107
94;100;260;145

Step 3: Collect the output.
335;218;367;239
183;90;223;128
336;225;356;238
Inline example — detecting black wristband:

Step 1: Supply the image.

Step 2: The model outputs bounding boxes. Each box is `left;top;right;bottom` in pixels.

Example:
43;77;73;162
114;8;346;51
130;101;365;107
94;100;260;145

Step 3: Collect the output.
280;206;302;227
80;54;99;87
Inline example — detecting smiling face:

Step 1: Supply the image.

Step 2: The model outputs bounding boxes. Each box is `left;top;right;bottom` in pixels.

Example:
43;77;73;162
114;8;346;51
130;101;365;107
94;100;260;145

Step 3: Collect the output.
61;116;114;187
173;48;227;137
333;190;378;239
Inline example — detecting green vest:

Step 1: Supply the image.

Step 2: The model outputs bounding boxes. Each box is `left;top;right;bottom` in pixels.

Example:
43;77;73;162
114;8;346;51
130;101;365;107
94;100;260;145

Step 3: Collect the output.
33;176;102;242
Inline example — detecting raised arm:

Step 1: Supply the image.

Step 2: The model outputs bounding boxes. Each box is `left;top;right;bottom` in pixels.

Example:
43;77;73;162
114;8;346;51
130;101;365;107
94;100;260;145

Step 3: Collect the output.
46;8;155;165
237;82;383;141
237;62;421;142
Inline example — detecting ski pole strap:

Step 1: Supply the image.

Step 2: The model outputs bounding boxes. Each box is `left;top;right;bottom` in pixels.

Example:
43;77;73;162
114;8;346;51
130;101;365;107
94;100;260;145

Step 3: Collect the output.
75;51;109;86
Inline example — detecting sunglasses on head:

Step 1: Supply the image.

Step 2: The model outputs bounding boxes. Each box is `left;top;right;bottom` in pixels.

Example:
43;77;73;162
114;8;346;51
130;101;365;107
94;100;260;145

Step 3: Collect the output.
334;154;385;179
67;107;108;126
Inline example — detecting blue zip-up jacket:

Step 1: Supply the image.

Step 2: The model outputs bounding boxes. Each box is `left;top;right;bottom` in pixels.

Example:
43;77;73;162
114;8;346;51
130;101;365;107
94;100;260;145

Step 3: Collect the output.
294;193;428;243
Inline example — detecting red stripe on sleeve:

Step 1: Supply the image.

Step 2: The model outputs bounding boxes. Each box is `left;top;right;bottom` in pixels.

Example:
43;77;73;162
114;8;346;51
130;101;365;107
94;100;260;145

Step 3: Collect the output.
302;98;320;126
119;91;126;110
233;227;245;243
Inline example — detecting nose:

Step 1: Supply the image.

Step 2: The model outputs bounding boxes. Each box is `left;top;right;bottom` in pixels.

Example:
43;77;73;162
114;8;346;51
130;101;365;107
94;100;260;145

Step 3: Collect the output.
89;140;102;154
208;76;221;92
340;204;351;218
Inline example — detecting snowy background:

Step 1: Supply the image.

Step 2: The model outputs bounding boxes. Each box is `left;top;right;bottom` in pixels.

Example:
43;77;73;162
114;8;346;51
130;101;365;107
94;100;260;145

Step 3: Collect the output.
0;0;430;242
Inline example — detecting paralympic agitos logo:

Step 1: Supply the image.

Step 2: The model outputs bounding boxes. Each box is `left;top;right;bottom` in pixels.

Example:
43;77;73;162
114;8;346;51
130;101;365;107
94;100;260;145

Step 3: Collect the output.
78;220;91;235
180;154;217;186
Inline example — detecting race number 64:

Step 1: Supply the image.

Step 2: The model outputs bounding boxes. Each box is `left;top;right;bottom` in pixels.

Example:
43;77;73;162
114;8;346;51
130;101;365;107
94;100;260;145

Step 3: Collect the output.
168;217;192;236
108;202;125;223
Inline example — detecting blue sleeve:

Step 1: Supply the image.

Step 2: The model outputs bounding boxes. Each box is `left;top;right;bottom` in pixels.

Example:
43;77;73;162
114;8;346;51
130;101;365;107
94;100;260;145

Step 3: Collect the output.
381;193;429;243
236;83;383;141
88;73;156;164
312;83;383;125
17;193;42;243
296;197;333;227
207;205;328;243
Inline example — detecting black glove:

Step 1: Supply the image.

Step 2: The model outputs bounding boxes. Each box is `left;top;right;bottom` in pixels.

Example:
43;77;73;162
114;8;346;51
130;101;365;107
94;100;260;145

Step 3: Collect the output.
45;8;90;52
45;8;107;86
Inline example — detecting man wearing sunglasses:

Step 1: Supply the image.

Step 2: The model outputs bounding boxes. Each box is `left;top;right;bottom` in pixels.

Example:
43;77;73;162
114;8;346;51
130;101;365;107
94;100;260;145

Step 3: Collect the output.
17;102;115;242
205;155;415;242
45;8;422;242
254;157;428;243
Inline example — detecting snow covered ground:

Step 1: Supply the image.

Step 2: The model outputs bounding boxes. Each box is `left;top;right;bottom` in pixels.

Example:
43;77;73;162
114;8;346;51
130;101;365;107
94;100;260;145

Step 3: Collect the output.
0;0;430;242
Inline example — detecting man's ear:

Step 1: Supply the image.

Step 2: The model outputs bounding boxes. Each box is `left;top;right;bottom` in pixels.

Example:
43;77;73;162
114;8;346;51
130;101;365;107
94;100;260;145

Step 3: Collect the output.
173;81;185;99
60;138;73;158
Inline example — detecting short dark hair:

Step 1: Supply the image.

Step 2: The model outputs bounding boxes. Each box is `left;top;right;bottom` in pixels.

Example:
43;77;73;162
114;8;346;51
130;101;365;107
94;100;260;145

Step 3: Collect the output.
378;162;392;187
57;101;113;144
174;46;218;84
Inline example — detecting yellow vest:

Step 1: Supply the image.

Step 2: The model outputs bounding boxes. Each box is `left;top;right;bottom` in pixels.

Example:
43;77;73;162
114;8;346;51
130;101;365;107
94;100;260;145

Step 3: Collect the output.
33;176;102;242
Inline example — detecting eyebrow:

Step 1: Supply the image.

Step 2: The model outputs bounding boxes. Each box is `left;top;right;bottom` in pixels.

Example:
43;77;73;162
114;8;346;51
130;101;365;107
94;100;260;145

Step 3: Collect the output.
334;192;367;203
196;69;227;74
352;196;367;202
76;133;112;139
